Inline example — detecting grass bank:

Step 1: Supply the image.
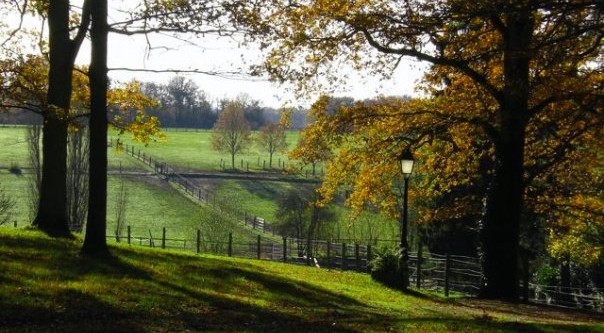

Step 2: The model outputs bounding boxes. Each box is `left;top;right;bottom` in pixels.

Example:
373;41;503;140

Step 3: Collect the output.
1;229;601;333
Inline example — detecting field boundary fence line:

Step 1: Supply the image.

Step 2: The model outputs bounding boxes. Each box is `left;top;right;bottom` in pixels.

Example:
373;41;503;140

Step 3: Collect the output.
104;140;604;313
108;140;283;236
104;226;604;313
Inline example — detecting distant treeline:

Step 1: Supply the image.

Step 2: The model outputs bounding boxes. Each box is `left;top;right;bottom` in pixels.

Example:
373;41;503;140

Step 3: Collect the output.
0;76;309;130
141;77;308;130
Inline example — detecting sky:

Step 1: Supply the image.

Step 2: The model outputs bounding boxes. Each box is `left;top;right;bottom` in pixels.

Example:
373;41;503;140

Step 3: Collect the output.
83;32;428;109
3;1;428;109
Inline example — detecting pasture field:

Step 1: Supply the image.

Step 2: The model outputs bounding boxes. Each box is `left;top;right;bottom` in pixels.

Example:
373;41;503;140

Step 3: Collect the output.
1;228;602;333
109;128;311;173
0;170;31;224
0;126;148;170
0;125;397;243
0;127;29;168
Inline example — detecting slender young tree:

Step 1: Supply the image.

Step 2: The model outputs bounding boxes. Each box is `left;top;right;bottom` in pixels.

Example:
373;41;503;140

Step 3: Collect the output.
257;122;288;168
212;101;252;169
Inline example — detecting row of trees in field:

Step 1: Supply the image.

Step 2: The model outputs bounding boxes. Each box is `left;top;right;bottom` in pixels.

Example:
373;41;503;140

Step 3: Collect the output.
1;0;602;302
211;100;289;169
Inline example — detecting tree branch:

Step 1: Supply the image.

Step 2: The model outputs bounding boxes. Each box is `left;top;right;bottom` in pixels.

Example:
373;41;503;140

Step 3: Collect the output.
359;28;504;105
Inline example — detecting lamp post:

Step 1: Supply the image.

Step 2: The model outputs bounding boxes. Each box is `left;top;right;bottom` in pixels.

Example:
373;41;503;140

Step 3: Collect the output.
399;148;415;290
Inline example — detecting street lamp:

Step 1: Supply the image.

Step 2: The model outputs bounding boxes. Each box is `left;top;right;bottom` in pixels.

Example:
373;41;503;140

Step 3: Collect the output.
399;148;415;290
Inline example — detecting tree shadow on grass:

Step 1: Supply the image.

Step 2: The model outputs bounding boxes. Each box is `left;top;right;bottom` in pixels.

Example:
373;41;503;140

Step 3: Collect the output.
151;267;383;332
0;288;145;333
391;316;602;333
450;297;604;323
239;179;296;202
2;234;601;333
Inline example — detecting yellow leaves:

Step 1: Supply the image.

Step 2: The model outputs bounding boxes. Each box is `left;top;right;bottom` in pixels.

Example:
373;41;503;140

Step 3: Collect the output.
547;230;602;266
278;107;293;129
107;80;164;144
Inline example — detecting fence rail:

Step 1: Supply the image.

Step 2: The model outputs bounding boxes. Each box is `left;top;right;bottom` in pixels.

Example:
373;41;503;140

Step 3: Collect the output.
108;140;285;235
105;226;604;312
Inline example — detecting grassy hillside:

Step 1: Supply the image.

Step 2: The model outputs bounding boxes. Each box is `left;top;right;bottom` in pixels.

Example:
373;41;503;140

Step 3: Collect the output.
0;126;398;242
0;229;602;333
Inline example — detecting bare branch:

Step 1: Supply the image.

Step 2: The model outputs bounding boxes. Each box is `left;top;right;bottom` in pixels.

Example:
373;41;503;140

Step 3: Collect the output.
1;0;28;47
108;67;264;81
359;28;504;105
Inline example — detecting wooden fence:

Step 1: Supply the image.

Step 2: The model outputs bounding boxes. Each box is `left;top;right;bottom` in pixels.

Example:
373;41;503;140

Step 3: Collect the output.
104;141;604;312
109;140;293;236
106;226;603;312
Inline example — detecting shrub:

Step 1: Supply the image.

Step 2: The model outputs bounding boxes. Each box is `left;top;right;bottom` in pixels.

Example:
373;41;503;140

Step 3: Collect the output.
369;247;403;289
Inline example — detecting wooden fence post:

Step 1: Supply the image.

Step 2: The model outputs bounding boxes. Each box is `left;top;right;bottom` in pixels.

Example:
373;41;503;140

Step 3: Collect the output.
355;244;361;271
326;241;331;268
522;255;530;303
341;243;347;271
196;229;201;254
366;244;372;273
162;227;166;249
127;226;131;245
257;235;261;260
283;237;287;263
444;253;451;297
416;244;423;289
228;233;233;257
13;220;17;228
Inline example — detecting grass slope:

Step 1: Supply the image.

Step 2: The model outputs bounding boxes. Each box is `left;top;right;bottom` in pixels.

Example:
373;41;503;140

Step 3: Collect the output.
1;229;602;333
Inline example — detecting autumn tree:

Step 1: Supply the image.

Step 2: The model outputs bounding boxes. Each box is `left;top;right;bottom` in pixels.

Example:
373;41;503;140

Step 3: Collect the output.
257;122;288;168
0;0;92;236
242;0;604;299
212;101;252;169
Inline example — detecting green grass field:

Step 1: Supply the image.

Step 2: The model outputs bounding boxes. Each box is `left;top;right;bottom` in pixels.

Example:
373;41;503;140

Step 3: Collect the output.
1;229;601;333
0;125;397;243
110;128;312;173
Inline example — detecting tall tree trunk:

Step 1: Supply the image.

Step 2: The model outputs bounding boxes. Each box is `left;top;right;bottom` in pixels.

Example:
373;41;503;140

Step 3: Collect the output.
33;0;72;236
82;0;109;256
480;12;533;300
269;152;273;168
560;261;572;305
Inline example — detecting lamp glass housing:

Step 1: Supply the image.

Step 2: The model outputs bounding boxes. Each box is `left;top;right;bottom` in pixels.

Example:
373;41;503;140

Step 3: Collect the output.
399;150;415;178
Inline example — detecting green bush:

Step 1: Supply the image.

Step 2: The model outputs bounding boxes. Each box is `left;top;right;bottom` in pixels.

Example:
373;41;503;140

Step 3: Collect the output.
533;263;559;286
369;247;403;289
